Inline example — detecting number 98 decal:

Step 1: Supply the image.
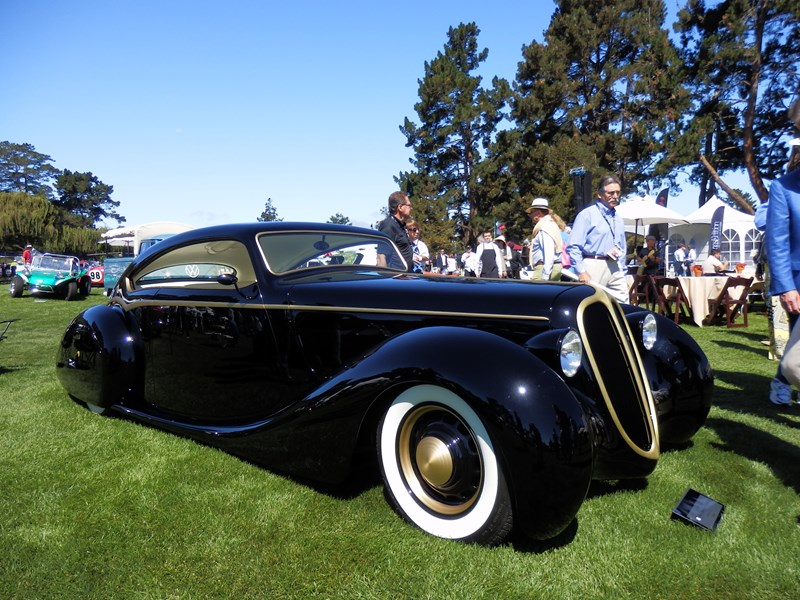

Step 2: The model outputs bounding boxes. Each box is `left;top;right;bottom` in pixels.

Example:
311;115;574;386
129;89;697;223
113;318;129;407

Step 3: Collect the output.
88;267;104;284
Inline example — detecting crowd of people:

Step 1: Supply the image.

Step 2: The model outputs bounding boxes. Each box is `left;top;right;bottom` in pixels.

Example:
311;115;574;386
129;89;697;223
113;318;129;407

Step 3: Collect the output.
377;93;799;413
376;175;763;292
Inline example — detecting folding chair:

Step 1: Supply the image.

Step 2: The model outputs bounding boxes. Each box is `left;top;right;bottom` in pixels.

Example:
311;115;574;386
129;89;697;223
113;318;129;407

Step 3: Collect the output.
747;280;766;312
629;274;657;310
702;276;753;328
653;277;692;324
0;318;18;342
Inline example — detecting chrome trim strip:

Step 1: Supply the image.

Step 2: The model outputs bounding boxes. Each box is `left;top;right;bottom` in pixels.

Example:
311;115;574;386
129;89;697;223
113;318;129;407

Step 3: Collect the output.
111;297;550;322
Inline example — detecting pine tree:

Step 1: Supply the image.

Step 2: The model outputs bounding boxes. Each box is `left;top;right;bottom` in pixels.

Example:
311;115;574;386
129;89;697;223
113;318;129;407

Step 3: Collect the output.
675;0;800;205
257;198;282;222
511;0;688;220
399;23;509;248
54;170;123;228
0;141;60;199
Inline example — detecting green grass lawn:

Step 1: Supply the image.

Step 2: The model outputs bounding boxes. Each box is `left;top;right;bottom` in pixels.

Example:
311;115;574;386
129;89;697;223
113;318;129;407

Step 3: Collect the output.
1;285;798;599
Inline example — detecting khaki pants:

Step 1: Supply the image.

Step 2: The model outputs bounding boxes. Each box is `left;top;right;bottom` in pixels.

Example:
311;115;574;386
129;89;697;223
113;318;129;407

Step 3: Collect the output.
780;318;800;388
532;263;563;281
582;258;628;304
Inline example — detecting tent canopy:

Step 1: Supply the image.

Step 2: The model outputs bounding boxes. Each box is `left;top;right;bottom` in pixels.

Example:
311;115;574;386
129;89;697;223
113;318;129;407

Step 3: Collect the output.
100;222;194;248
683;195;754;224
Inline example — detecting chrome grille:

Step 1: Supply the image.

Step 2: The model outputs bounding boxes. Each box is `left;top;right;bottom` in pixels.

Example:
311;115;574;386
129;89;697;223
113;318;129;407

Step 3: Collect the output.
578;295;659;458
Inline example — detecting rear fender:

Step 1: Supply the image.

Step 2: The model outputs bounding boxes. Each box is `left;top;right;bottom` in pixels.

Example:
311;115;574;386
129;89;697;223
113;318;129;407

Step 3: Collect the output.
56;304;144;409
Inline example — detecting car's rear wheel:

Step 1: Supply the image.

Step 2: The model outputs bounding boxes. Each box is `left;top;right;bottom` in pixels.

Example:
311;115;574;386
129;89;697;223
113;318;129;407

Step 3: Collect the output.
378;384;512;545
9;275;24;298
81;278;91;296
65;281;77;301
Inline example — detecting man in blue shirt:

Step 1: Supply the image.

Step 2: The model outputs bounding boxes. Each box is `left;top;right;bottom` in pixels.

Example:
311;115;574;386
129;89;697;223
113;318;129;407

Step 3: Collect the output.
567;174;629;303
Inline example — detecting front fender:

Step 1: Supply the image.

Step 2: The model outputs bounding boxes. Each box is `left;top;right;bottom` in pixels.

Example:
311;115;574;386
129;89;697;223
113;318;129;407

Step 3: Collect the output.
55;303;144;408
322;326;596;540
627;310;713;446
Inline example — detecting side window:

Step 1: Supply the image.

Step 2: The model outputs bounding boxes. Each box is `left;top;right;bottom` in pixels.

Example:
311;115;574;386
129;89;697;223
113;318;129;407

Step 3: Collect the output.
131;240;255;291
139;263;235;283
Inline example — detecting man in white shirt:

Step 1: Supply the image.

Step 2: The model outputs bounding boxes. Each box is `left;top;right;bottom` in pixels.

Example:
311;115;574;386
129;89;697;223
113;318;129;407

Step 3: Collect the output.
461;248;476;276
702;248;728;274
406;220;429;273
674;243;688;276
526;197;563;280
474;231;506;278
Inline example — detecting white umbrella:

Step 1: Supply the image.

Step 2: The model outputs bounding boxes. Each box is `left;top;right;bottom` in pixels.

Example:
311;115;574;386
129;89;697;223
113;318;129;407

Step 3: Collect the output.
617;197;689;274
616;197;690;227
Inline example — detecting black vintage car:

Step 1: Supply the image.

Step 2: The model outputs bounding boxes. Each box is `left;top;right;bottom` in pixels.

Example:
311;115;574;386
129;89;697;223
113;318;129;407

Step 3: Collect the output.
56;222;712;545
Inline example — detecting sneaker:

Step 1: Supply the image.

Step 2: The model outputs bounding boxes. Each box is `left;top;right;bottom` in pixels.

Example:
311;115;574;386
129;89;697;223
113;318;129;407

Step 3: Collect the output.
769;378;793;406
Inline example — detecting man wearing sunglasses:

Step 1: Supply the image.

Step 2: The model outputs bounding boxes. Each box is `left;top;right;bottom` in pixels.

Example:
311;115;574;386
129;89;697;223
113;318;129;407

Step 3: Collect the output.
377;191;414;271
566;174;629;303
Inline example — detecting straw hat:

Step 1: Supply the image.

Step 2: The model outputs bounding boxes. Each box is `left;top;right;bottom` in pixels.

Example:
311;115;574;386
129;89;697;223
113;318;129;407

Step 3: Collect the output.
526;197;550;214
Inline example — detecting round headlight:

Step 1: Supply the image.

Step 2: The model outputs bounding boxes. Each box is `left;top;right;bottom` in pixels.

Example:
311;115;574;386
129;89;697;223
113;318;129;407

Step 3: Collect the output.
559;329;583;378
641;313;658;350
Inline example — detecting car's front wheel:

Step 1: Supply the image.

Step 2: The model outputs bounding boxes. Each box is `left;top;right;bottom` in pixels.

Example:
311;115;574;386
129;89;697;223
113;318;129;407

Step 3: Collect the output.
378;384;512;545
9;275;24;298
65;281;77;301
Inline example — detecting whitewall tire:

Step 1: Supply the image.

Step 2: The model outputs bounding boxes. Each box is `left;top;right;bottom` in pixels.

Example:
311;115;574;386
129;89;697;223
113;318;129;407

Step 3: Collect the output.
378;385;512;545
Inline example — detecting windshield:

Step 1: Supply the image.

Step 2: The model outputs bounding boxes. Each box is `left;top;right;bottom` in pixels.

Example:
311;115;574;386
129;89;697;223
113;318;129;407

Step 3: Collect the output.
257;230;406;274
36;255;79;275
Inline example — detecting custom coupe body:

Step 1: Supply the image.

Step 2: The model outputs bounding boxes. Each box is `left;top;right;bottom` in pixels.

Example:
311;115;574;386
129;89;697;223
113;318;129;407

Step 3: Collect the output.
56;222;713;545
10;253;92;300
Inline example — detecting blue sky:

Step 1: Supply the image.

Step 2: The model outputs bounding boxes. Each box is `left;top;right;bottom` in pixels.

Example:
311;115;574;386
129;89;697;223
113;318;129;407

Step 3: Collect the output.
3;1;722;231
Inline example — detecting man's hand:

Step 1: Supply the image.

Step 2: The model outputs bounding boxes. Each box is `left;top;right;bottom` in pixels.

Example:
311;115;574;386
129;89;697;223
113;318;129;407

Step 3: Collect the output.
780;290;800;314
578;272;592;284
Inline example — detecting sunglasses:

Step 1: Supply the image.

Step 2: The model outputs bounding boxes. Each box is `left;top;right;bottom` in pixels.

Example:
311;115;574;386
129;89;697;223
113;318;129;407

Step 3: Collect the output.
408;228;419;232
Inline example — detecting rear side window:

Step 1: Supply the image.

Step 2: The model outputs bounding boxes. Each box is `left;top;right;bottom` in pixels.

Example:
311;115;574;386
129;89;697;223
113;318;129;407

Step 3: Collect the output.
131;240;256;291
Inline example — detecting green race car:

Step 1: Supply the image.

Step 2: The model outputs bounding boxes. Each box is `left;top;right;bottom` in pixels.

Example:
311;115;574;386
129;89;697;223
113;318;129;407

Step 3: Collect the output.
9;253;92;301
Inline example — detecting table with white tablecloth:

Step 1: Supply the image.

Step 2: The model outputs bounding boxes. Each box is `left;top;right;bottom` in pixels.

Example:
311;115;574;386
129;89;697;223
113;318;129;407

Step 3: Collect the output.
674;276;729;326
625;274;747;326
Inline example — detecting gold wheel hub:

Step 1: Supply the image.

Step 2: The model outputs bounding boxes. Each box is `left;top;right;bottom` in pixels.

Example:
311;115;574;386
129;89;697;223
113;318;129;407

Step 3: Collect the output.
415;435;453;488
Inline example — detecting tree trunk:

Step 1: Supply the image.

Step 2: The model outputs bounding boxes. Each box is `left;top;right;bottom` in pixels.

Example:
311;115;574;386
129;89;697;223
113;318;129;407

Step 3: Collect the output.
698;154;755;213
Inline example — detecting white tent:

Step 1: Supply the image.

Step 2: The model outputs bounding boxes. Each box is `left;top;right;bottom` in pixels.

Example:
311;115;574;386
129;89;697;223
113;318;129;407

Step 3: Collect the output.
683;195;754;224
669;196;757;271
100;222;194;252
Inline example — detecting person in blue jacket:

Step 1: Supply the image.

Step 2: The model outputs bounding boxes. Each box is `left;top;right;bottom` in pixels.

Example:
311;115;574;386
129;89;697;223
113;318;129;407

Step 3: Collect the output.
765;98;800;406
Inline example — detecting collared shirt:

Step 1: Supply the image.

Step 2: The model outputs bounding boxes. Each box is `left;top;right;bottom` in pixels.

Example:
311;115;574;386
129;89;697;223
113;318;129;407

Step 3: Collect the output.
674;247;687;263
530;215;562;278
378;215;413;271
411;239;429;273
567;201;626;274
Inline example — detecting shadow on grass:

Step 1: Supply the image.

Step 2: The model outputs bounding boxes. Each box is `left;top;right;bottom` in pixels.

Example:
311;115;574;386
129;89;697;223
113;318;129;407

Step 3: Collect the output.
714;339;769;358
710;370;800;426
704;416;800;494
585;477;649;499
510;518;579;552
510;478;650;553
